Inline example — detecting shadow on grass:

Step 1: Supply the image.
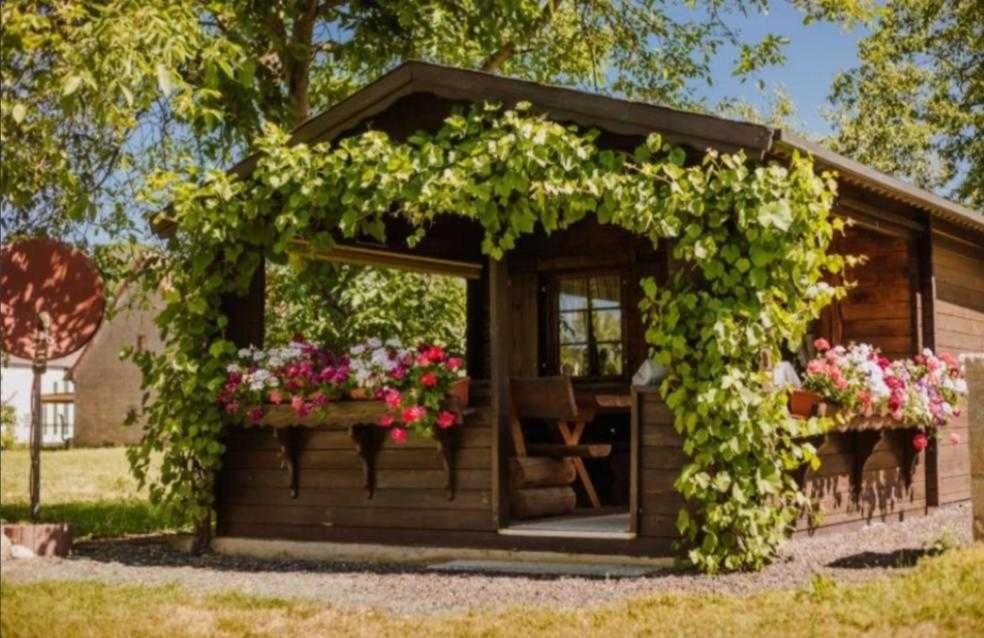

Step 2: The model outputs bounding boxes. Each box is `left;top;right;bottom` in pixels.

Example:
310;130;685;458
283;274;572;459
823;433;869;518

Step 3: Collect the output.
0;500;173;539
827;548;928;569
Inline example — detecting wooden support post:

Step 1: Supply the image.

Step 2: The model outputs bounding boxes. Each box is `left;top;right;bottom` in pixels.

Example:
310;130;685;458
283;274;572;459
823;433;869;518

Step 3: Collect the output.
489;257;512;528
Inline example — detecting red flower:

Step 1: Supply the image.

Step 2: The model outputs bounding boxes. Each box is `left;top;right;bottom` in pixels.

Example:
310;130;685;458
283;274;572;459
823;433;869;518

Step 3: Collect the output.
401;405;426;423
420;372;438;388
446;357;463;371
425;346;446;363
246;407;264;423
268;389;284;405
390;427;408;444
384;389;402;408
912;433;928;452
436;410;456;429
378;413;395;427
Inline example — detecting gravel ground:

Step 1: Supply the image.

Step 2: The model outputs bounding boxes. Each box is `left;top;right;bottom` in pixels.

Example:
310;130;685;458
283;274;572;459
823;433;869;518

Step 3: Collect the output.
1;504;972;616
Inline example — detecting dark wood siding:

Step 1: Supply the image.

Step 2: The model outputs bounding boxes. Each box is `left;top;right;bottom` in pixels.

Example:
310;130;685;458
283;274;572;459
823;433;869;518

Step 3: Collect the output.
634;389;685;548
216;407;496;538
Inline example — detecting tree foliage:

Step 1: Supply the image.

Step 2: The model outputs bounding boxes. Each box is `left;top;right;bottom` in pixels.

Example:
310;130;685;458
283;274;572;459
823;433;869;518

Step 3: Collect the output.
2;0;865;238
827;0;983;209
133;103;844;571
265;259;466;353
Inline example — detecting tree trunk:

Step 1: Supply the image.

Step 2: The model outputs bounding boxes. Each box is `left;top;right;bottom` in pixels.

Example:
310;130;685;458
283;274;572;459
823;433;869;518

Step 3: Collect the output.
190;510;212;555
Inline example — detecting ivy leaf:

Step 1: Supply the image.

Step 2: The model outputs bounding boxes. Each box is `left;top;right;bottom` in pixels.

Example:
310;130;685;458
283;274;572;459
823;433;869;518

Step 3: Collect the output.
759;200;792;230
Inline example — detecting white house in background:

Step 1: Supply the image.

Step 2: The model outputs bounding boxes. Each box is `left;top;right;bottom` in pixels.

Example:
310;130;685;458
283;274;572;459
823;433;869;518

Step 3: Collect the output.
1;350;79;446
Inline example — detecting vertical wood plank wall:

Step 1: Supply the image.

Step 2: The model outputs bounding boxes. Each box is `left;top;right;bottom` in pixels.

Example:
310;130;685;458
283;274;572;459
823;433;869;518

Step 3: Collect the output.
833;227;918;359
929;232;984;505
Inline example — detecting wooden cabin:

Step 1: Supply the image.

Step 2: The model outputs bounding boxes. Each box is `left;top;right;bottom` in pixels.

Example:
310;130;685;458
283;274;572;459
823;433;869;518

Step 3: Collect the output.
215;62;984;558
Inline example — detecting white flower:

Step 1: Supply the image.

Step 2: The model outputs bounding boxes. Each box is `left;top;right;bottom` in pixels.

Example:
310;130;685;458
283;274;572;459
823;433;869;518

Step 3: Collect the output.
227;364;241;373
367;337;382;349
385;338;402;348
350;344;366;356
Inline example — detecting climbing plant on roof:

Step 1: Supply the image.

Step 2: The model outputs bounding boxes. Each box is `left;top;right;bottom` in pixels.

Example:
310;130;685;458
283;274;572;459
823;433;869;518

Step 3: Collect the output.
131;102;847;572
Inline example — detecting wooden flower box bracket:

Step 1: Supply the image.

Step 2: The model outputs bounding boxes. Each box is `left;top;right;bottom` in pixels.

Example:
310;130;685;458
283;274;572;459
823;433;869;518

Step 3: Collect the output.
796;412;924;499
243;400;466;499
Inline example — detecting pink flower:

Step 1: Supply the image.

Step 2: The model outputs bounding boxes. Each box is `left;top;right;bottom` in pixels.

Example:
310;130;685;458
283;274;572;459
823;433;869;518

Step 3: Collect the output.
246;407;264;423
291;395;308;416
224;401;240;415
268;389;284;405
378;413;395;427
436;410;456;429
311;392;330;408
384;389;402;408
420;372;438;388
390;427;408;444
949;432;961;445
390;367;406;380
401;405;426;423
806;360;824;375
912;433;928;452
814;338;831;352
446;357;463;371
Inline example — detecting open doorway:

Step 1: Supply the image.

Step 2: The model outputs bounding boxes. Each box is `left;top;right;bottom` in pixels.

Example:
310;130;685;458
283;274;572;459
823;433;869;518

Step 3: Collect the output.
500;377;635;539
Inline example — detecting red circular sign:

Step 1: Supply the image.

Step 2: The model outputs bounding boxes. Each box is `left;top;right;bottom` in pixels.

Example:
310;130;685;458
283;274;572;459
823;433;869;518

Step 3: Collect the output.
1;237;106;360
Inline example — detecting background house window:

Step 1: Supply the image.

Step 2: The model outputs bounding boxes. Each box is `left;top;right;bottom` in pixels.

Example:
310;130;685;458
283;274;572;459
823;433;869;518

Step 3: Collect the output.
556;274;624;377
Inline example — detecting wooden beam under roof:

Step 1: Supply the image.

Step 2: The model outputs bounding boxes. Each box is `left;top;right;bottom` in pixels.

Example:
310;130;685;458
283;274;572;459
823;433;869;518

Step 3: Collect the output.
290;239;484;280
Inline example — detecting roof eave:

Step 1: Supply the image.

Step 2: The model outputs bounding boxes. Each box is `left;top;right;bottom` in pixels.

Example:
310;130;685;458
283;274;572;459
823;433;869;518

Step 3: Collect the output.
773;131;983;236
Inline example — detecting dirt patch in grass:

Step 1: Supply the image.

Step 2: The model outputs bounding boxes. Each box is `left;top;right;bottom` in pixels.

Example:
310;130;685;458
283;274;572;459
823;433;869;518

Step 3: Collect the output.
3;546;983;637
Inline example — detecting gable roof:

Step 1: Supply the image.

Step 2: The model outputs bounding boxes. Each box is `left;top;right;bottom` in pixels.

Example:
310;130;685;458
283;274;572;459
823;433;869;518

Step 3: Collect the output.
222;60;980;237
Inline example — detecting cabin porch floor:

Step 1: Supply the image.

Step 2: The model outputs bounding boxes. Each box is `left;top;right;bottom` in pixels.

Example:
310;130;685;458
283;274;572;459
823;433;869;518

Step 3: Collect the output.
499;509;633;539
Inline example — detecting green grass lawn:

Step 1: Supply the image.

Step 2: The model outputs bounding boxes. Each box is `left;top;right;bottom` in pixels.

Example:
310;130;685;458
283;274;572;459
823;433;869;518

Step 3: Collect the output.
3;545;983;637
0;447;170;538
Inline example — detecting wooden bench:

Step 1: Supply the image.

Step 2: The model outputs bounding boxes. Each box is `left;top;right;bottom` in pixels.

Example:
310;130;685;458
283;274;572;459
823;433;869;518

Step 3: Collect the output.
509;376;612;509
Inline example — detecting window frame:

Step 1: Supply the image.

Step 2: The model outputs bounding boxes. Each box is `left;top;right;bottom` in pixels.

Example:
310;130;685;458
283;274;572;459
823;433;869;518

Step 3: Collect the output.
542;269;628;381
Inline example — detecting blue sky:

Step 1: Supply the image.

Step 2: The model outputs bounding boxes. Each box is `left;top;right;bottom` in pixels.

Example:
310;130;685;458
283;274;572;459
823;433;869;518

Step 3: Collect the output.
693;3;866;135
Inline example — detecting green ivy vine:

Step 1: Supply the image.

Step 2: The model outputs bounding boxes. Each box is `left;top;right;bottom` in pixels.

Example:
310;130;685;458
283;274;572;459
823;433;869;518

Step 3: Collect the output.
132;102;846;571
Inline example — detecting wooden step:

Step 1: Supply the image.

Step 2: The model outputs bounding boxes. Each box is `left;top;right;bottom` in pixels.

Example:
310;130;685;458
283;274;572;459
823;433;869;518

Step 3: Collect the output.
526;443;612;458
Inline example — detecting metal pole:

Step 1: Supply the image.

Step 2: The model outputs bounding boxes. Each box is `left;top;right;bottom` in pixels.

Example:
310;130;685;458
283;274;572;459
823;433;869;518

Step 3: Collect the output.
29;312;50;523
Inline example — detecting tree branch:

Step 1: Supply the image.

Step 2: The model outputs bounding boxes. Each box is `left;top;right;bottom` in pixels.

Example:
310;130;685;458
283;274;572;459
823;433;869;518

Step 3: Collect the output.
480;0;558;72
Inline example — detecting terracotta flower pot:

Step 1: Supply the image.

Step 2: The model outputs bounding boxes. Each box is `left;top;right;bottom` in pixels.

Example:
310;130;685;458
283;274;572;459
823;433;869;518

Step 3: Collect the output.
448;377;470;408
789;389;821;418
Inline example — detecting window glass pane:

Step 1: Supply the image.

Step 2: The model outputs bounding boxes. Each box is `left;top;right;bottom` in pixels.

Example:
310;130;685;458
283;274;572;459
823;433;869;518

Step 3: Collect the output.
590;276;620;309
560;345;589;376
559;310;588;344
558;278;589;311
596;342;623;376
591;308;622;342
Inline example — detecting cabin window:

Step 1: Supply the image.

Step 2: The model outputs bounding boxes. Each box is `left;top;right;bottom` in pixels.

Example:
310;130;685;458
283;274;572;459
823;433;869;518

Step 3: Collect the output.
554;274;624;378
